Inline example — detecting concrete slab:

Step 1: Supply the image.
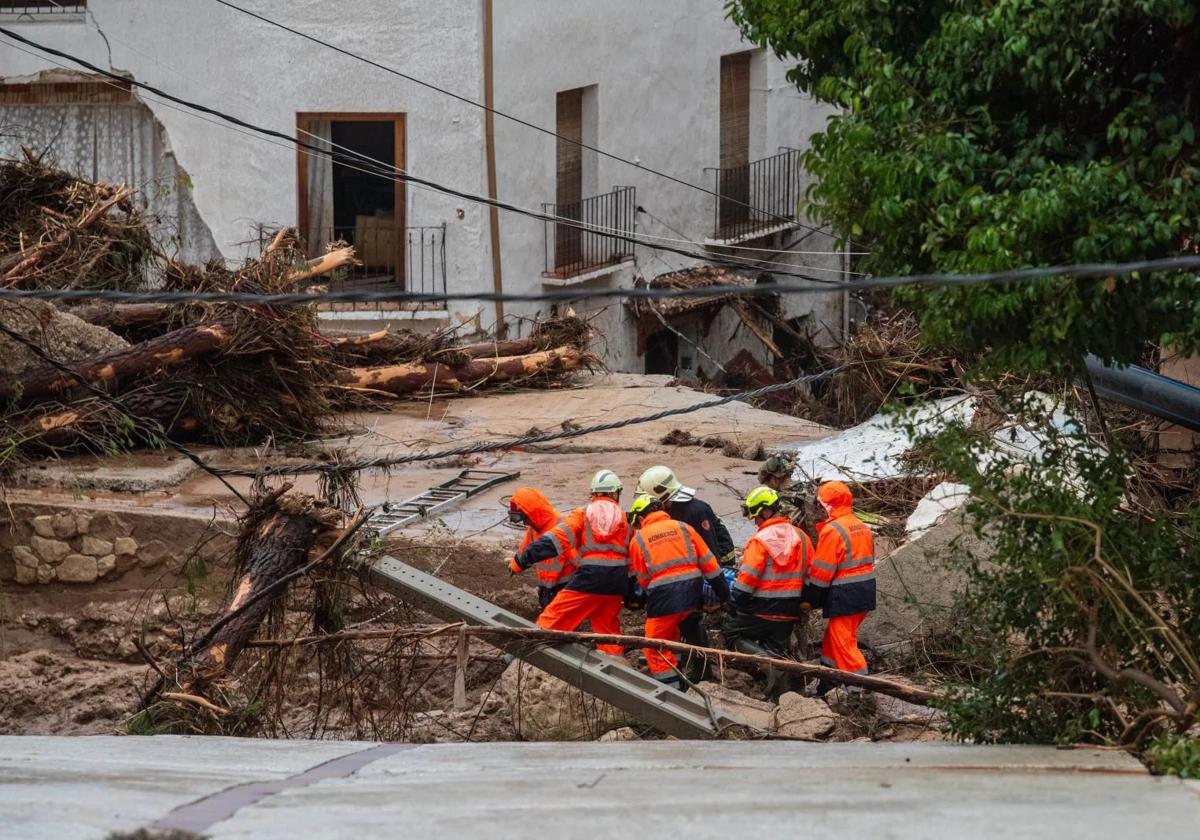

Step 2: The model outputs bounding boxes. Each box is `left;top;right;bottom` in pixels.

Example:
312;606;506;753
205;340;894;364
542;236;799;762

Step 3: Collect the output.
0;735;370;840
2;737;1197;840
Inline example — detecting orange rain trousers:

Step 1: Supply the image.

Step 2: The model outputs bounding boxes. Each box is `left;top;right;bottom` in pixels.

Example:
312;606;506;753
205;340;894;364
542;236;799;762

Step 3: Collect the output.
641;610;694;678
536;590;625;655
820;612;868;674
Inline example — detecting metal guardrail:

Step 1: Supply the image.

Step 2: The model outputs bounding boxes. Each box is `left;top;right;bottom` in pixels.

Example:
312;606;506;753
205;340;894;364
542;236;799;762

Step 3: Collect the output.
543;186;636;278
708;148;804;241
365;555;747;738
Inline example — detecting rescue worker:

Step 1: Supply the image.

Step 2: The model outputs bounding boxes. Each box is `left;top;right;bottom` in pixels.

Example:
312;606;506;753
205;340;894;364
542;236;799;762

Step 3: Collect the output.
803;480;876;696
725;486;813;699
757;455;809;526
513;470;630;656
627;494;730;688
506;487;578;611
637;465;736;567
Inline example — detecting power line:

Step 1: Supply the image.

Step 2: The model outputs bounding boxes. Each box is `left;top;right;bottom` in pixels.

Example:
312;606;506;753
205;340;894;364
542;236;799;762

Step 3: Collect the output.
2;253;1196;309
0;27;844;286
209;0;829;238
207;367;844;478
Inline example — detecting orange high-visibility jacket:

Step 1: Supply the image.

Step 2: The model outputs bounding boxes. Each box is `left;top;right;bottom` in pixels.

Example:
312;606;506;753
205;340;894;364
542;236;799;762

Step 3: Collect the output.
508;488;578;595
732;516;813;620
803;482;876;618
629;510;728;617
520;497;631;596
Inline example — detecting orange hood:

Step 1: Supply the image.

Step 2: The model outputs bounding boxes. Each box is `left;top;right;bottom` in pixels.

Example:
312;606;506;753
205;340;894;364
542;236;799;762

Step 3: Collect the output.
817;480;854;520
511;487;560;533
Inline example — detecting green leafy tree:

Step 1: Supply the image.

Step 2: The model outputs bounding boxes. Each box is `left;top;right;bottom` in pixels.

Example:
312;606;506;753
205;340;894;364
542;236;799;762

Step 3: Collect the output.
727;0;1200;373
918;413;1199;748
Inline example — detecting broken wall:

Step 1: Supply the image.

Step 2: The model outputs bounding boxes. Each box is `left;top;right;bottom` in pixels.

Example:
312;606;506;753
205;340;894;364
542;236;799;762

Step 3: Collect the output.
0;77;220;266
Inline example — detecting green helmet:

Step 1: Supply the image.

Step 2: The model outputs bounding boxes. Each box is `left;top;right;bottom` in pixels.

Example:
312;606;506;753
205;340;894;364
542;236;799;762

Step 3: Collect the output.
742;485;781;519
638;465;681;501
590;469;623;496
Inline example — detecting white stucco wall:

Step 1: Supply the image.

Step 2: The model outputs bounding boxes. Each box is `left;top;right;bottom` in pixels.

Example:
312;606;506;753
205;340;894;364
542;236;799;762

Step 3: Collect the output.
0;0;489;287
0;1;844;367
490;0;844;367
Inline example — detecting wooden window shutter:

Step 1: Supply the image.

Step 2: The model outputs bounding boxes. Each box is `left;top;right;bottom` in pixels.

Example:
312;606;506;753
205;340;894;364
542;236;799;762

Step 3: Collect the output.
556;88;584;206
719;52;751;170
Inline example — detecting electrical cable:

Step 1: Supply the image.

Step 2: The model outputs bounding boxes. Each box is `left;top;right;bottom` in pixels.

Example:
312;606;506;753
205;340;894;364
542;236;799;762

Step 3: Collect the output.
206;366;845;478
209;0;829;237
0;26;846;285
2;253;1196;308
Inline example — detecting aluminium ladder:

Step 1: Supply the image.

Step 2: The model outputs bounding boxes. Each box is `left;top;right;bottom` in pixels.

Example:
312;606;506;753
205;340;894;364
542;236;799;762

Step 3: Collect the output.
365;555;749;739
368;469;520;535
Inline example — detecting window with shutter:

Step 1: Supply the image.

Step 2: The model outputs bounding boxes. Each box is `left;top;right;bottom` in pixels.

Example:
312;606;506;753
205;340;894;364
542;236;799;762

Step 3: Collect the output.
719;52;752;231
555;88;585;269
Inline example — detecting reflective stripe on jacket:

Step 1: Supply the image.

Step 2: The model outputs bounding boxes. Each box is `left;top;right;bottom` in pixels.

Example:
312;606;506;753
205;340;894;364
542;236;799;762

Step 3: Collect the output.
522;498;631;596
732;517;813;619
628;511;728;617
804;507;876;618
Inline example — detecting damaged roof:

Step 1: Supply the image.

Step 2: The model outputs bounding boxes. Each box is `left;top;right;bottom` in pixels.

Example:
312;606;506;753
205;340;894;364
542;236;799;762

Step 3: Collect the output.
642;264;767;317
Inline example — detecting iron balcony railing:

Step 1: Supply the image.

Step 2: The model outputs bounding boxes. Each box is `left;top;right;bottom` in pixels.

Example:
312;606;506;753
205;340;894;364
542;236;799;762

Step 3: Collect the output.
543;186;636;278
0;2;88;14
708;148;804;241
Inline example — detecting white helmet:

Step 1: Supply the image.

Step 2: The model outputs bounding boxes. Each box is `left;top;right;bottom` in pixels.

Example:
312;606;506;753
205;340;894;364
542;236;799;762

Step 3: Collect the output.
638;465;682;502
590;469;623;495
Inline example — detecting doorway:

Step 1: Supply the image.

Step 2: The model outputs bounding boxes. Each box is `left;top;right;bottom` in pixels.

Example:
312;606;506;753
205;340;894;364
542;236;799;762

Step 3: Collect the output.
297;112;406;284
645;328;680;376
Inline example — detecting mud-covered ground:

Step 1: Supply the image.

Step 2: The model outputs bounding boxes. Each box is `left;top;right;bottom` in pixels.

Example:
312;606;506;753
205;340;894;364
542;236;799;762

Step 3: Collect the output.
0;529;945;744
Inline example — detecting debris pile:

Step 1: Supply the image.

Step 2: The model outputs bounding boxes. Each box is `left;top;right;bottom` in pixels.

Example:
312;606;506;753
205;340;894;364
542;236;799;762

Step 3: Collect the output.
0;160;597;466
0;149;152;290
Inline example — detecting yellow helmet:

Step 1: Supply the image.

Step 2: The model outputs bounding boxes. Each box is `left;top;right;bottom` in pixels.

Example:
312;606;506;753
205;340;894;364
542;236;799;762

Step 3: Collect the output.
742;485;781;519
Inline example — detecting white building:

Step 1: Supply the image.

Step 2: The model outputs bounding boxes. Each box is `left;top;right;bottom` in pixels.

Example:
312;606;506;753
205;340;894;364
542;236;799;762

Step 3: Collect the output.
0;0;848;375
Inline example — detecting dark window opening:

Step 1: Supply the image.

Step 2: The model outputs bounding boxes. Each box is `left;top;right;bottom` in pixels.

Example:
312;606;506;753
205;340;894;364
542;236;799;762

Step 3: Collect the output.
645;329;680;376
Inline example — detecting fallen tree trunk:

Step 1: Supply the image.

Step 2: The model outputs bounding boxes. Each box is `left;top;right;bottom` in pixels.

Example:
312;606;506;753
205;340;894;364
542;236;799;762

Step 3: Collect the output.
172;491;344;695
328;331;429;364
1;321;233;404
335;345;589;396
66;302;171;332
450;336;548;359
250;623;940;706
16;385;200;451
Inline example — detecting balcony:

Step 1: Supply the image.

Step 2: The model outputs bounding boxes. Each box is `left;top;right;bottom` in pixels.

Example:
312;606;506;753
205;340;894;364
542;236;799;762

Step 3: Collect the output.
707;148;804;244
0;2;88;16
542;186;636;282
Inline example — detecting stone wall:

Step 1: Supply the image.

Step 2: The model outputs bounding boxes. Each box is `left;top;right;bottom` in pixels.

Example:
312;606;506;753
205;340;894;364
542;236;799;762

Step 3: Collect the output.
1;503;234;587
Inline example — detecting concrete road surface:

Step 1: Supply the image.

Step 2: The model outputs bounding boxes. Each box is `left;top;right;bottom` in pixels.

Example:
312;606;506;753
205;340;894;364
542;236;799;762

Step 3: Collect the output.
1;737;1198;838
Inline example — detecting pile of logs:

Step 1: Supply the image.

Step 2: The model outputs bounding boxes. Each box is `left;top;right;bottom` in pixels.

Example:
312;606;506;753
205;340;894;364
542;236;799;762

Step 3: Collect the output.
0;160;595;460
